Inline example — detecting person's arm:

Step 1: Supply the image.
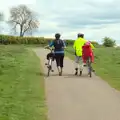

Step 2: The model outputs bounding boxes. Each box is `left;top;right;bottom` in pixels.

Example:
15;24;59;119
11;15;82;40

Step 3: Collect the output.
49;41;54;47
63;41;66;49
73;40;76;50
44;41;54;48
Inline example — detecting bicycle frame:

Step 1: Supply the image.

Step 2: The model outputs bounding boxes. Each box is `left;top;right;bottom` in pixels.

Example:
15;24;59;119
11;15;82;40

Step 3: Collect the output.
45;47;54;76
47;56;53;69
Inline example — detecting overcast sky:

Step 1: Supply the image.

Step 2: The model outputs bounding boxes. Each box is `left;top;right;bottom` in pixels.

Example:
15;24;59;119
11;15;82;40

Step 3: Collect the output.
0;0;120;43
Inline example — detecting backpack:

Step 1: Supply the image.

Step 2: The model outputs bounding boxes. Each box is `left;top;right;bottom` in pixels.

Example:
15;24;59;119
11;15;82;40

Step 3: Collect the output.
53;39;64;51
82;44;92;57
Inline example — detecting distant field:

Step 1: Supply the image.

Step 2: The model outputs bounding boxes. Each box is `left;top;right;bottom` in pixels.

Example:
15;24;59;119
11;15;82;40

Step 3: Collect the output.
66;46;120;90
0;45;47;120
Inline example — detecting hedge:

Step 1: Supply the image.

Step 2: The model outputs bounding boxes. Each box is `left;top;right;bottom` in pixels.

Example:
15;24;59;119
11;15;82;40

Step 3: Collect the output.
0;35;45;45
0;34;99;47
65;40;100;47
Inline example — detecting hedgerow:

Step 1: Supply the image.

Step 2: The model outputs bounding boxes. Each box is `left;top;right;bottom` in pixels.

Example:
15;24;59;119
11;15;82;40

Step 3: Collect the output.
0;34;99;47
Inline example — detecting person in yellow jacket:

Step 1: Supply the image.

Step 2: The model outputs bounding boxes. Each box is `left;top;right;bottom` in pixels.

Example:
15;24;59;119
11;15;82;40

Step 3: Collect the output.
73;33;95;75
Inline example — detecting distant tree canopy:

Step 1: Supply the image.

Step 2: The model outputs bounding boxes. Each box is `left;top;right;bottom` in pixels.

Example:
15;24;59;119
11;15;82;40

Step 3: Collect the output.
103;37;116;47
8;5;40;37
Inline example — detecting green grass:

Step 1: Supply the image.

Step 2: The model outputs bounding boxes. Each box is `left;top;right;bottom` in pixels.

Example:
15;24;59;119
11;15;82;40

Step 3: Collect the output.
0;45;47;120
66;46;120;90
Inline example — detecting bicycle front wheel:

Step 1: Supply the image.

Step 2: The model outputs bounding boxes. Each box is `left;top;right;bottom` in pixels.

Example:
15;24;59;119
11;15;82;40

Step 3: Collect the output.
47;67;50;76
47;58;52;76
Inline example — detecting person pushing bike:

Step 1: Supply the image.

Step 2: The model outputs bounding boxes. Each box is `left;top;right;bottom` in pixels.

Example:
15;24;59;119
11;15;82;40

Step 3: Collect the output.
45;33;66;76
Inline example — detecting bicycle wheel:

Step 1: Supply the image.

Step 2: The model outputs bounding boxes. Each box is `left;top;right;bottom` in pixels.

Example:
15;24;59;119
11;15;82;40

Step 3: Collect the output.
89;66;92;77
47;58;52;76
47;66;51;76
87;57;92;77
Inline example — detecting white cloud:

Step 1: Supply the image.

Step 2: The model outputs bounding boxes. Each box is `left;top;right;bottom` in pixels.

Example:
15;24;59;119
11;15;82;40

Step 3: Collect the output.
0;0;120;44
0;0;36;20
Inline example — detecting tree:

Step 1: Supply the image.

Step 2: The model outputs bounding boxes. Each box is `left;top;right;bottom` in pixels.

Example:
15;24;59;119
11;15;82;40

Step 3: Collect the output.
8;5;39;37
103;37;116;47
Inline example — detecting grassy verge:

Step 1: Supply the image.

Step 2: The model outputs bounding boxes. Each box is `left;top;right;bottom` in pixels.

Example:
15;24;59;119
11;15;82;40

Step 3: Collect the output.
66;46;120;90
0;45;47;120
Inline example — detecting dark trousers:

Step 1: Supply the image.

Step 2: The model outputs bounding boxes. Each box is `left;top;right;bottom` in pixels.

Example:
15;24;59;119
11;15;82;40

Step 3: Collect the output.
55;54;64;68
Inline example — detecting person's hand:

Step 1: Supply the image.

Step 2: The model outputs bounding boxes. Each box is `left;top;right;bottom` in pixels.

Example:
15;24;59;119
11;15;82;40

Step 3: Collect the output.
62;46;66;49
44;45;49;49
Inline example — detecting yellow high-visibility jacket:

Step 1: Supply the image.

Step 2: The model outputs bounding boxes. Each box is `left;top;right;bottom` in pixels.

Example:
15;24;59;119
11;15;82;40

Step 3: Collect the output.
73;37;95;56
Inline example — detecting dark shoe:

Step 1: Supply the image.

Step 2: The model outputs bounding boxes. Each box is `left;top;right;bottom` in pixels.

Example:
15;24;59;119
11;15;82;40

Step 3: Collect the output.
75;68;78;75
79;71;82;76
59;72;62;76
75;71;78;75
84;64;87;67
75;70;78;75
51;70;54;72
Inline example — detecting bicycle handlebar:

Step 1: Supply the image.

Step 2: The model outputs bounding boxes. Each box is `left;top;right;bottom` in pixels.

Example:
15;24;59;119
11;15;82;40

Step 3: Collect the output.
45;47;54;52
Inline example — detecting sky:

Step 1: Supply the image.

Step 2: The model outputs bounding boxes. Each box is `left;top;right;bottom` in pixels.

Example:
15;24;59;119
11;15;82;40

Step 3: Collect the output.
0;0;120;44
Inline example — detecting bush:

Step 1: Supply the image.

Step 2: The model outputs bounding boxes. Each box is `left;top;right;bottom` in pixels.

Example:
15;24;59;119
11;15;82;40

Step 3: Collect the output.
103;37;116;47
90;41;100;47
65;40;100;47
65;40;74;46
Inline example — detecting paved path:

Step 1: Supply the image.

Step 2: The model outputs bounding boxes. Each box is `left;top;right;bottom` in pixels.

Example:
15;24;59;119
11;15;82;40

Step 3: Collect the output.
34;48;120;120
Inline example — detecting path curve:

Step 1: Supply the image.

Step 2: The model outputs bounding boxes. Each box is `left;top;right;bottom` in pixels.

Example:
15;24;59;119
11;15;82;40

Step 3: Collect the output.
34;48;120;120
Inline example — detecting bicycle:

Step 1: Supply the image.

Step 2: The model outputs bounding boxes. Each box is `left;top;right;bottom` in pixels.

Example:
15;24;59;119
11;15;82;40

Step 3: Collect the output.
86;57;92;77
45;48;54;76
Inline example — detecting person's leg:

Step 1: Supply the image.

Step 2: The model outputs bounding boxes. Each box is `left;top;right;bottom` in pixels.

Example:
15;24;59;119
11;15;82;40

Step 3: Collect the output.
59;54;64;76
74;56;80;75
79;56;84;72
55;54;60;73
55;54;59;71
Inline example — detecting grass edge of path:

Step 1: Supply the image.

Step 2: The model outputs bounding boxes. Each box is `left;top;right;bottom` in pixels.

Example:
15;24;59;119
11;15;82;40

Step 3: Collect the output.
32;49;48;120
0;45;48;120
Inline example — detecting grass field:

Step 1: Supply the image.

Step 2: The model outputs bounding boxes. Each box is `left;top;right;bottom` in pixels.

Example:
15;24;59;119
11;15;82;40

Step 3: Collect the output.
66;46;120;90
0;45;47;120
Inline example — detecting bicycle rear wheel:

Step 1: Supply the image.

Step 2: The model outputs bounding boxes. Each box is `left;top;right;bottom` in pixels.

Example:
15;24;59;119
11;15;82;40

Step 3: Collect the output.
88;66;92;77
87;57;92;77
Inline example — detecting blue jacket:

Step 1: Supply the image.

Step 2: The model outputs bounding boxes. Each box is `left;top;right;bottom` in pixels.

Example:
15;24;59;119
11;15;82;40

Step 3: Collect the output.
49;39;66;54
